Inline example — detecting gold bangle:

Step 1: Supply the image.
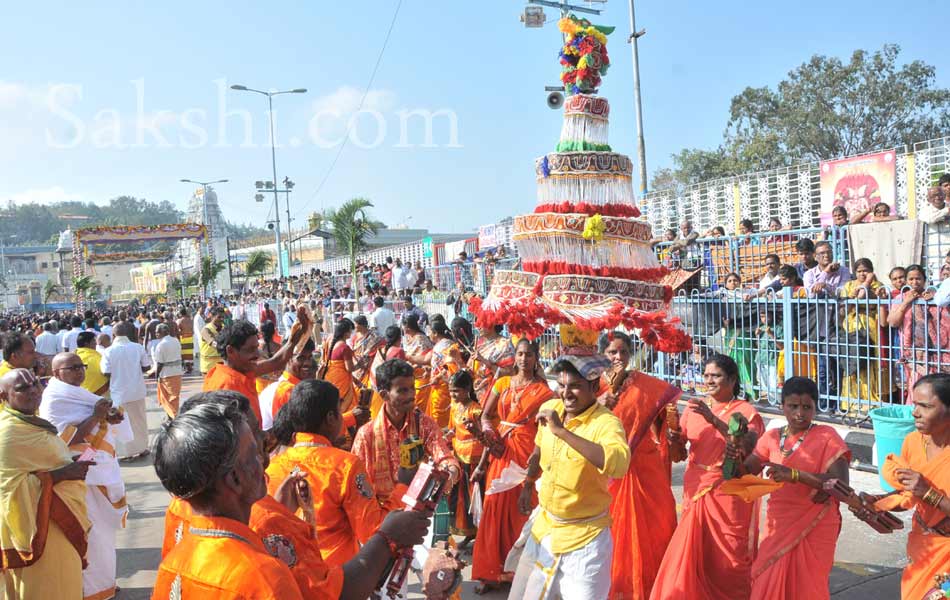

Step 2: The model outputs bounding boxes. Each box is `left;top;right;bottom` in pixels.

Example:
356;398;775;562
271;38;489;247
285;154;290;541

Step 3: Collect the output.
791;469;800;483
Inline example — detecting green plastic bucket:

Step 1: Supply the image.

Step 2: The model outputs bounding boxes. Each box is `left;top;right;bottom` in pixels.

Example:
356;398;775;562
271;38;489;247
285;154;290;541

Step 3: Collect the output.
869;405;916;492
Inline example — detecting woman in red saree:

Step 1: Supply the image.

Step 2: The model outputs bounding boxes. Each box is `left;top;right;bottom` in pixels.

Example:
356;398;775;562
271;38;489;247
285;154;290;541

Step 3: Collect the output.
401;313;433;415
738;376;850;600
650;354;764;600
598;331;681;600
887;264;950;404
470;338;553;594
868;373;950;599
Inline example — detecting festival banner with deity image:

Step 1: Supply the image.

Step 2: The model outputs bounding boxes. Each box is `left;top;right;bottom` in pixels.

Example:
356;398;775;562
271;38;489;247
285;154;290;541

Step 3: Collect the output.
819;150;896;225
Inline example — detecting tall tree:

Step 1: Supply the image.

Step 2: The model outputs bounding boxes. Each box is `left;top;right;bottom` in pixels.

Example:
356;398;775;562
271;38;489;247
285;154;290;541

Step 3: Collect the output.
43;280;60;310
243;250;272;284
326;198;381;310
200;256;228;298
653;44;950;190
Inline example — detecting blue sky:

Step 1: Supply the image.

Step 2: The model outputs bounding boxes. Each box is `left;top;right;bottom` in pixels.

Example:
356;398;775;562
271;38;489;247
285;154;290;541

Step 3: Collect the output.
1;0;948;235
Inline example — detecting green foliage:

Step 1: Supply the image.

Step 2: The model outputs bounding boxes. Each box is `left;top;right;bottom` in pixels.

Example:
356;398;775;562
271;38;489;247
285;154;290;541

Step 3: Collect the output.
243;250;272;279
653;44;950;190
200;256;228;288
0;196;269;246
71;275;94;300
326;198;381;301
42;280;60;306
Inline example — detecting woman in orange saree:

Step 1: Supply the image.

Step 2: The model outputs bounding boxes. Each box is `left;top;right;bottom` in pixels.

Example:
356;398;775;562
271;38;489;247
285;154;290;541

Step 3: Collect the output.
401;313;433;415
470;339;553;594
428;318;463;428
318;318;358;424
739;377;850;600
598;332;681;600
869;373;950;599
650;354;764;600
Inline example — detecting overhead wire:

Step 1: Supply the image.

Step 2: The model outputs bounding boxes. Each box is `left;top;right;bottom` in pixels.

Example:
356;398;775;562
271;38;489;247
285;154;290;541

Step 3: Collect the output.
295;0;404;222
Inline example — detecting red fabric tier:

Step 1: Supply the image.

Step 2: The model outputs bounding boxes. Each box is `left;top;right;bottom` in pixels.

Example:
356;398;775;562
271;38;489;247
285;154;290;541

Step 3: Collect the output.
533;202;640;218
521;260;668;284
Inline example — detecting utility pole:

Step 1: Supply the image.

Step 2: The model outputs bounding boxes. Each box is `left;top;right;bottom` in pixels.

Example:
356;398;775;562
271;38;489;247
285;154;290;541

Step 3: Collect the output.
627;0;648;195
283;177;295;266
231;85;307;278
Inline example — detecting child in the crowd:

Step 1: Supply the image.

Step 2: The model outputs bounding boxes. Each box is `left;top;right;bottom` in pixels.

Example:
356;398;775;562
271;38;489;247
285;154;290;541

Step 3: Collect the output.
445;370;484;545
888;266;907;299
754;309;783;404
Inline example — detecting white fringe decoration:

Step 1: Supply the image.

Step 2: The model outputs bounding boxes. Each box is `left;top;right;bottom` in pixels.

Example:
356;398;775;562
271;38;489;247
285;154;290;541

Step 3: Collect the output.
536;177;635;207
559;114;609;147
512;234;661;270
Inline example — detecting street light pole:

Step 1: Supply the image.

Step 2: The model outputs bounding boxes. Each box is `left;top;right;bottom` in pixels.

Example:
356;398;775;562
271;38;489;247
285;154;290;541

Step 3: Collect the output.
627;0;648;195
230;85;307;279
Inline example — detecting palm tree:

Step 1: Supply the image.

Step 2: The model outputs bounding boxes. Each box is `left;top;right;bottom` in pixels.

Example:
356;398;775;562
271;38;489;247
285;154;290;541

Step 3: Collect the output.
43;280;60;311
326;198;381;312
71;275;94;305
243;250;272;288
200;256;228;298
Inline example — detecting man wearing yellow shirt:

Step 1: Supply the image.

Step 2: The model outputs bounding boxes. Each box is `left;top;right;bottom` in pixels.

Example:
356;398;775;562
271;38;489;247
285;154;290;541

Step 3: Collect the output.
76;331;110;397
512;354;630;600
0;332;37;379
199;307;226;374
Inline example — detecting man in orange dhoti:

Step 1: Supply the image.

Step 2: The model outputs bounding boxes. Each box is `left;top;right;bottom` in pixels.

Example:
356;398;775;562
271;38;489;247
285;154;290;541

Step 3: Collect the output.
203;316;309;426
0;368;94;599
598;332;681;600
870;373;950;600
266;380;407;566
154;390;430;600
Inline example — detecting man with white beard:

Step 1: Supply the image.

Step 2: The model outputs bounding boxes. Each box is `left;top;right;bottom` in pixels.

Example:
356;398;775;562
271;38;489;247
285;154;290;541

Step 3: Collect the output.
40;352;128;600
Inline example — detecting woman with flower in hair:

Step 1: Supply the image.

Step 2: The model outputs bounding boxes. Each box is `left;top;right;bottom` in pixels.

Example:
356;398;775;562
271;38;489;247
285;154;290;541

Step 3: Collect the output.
651;354;764;600
471;338;553;594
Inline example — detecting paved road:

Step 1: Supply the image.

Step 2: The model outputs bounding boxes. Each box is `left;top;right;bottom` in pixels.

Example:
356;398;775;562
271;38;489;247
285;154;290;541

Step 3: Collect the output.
114;375;904;599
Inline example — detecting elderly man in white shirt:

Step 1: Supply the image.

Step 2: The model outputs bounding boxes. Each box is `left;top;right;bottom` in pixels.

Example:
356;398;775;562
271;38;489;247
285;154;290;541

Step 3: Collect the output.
148;323;182;418
34;321;61;357
40;351;128;600
100;321;151;460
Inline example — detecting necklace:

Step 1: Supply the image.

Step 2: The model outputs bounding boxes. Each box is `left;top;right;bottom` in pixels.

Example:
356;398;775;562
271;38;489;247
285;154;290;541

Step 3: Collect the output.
779;423;814;458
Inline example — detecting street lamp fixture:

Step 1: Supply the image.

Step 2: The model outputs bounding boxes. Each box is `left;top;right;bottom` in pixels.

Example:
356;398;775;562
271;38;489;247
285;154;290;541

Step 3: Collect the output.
230;83;308;277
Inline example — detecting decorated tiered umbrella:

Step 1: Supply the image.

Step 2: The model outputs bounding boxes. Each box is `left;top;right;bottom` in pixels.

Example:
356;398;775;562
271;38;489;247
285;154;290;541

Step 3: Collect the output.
470;14;691;354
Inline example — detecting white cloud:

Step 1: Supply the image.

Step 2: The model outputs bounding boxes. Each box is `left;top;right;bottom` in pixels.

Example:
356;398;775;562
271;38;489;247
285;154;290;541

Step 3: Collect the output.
7;186;83;205
310;86;396;117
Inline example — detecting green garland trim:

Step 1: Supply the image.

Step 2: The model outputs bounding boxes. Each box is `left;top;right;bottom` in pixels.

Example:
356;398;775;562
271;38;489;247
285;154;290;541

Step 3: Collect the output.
555;140;612;152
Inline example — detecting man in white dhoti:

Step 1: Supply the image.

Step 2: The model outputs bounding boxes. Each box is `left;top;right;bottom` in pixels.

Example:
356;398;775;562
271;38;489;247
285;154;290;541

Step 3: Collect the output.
509;355;630;600
100;322;151;460
40;352;129;600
